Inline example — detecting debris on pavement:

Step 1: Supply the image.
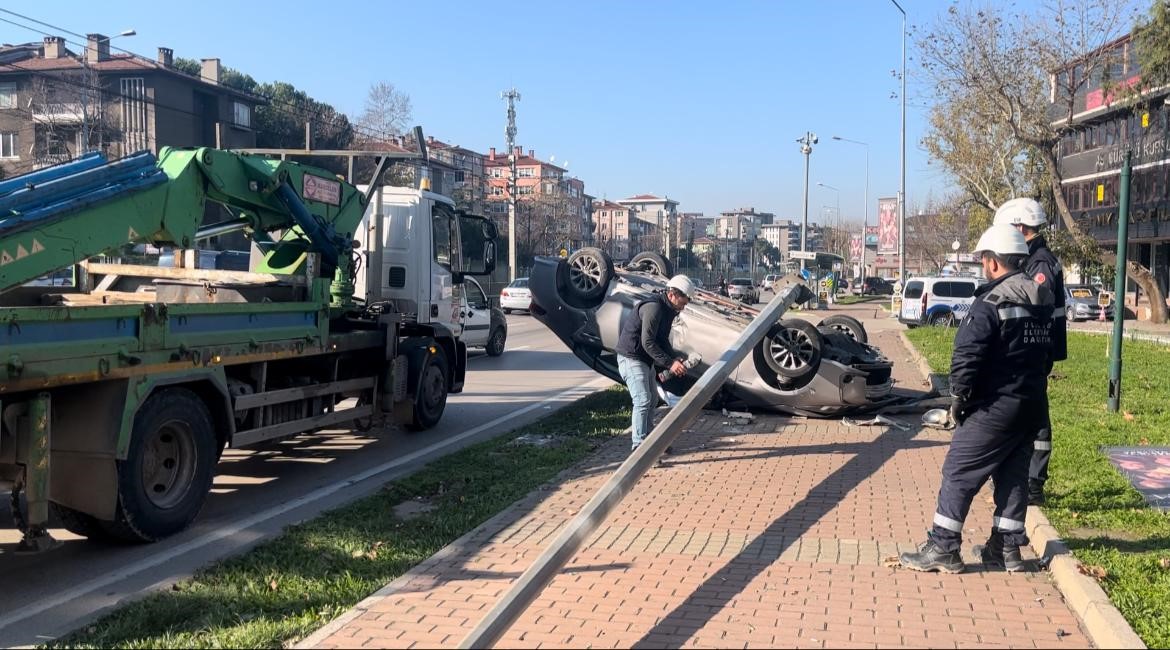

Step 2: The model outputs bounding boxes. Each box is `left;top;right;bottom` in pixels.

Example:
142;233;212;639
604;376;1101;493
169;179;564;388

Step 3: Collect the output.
721;408;754;422
843;414;912;431
921;408;955;430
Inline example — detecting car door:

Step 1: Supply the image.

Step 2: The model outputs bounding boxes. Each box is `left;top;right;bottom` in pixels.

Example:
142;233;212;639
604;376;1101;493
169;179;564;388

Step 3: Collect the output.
461;277;492;347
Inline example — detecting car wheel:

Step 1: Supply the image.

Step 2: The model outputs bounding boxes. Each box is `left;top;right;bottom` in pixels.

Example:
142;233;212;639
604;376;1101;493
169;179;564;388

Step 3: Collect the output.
565;247;614;308
1066;306;1077;322
486;327;506;357
503;308;512;315
819;314;868;344
929;311;954;327
626;252;674;278
754;318;823;387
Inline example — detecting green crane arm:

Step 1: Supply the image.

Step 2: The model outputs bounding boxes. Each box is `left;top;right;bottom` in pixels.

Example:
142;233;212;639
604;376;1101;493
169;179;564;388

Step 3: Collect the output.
0;147;369;293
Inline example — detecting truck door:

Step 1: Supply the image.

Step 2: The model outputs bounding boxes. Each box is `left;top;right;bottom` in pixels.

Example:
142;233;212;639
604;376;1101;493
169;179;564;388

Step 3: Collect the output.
430;202;463;337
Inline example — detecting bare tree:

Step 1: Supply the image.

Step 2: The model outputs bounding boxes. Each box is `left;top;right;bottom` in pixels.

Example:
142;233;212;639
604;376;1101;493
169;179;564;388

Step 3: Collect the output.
23;70;121;171
356;81;412;142
916;0;1167;322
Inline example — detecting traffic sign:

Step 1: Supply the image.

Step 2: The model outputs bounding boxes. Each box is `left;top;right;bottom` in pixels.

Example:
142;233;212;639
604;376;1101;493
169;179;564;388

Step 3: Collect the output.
790;250;817;261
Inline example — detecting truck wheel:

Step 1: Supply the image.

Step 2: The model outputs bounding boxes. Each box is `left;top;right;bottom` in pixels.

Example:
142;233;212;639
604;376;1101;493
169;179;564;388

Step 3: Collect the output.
51;502;112;540
754;318;823;388
565;247;613;308
409;350;449;431
626;252;674;278
486;327;506;357
819;314;868;344
101;388;217;543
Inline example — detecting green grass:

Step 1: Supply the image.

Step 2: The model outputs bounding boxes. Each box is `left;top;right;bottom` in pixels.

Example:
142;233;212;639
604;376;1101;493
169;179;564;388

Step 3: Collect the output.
52;387;631;649
904;328;1170;647
836;295;887;305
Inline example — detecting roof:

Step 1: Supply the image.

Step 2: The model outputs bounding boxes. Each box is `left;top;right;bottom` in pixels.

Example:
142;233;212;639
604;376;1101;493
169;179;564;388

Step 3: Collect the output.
484;154;566;172
0;51;266;104
620;194;679;205
592;200;627;211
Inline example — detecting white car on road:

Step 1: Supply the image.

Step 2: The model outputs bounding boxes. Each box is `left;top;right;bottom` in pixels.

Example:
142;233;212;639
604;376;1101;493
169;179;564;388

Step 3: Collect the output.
499;277;532;314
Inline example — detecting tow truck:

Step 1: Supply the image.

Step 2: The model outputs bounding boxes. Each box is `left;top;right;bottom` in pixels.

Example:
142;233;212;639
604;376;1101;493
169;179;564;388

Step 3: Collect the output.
0;136;497;551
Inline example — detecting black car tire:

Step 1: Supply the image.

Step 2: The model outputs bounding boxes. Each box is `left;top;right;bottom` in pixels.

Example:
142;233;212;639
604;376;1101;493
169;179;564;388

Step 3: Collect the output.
627;252;674;278
1066;306;1078;322
503;308;512;315
754;318;823;387
819;314;868;344
929;311;954;327
565;247;614;308
486;327;506;357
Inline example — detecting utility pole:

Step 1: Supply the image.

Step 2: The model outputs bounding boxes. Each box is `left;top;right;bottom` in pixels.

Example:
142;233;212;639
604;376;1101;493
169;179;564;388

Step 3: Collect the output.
891;0;907;287
501;88;521;281
797;132;818;272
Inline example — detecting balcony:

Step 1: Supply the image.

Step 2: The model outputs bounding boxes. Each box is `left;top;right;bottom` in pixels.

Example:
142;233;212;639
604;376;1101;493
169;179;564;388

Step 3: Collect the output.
31;102;93;124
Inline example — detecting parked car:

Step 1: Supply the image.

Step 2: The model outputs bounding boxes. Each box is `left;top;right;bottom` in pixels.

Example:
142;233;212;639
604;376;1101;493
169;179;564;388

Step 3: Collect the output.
1064;284;1115;322
527;248;897;417
727;277;759;304
499;277;532;314
462;277;508;356
899;276;983;327
761;274;780;290
853;277;895;296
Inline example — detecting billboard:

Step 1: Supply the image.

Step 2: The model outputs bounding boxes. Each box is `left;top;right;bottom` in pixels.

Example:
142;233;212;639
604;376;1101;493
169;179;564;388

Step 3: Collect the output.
864;225;879;248
849;234;863;261
877;197;899;253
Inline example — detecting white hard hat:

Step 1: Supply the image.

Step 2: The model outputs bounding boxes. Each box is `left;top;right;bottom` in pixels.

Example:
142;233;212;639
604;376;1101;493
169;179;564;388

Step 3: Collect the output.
973;224;1029;257
993;197;1047;227
666;274;695;299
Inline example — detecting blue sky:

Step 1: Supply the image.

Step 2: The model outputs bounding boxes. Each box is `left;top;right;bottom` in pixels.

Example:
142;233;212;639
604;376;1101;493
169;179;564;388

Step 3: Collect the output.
4;0;955;224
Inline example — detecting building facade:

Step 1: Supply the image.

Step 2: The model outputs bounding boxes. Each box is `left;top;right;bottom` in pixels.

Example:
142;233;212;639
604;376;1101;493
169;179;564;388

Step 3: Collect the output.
484;146;590;262
1;35;264;177
591;199;653;262
618;194;680;254
425;136;487;214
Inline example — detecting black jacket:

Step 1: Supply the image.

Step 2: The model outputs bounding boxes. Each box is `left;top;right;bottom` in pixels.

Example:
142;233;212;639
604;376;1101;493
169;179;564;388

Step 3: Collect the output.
615;294;679;368
950;271;1055;410
1025;235;1067;362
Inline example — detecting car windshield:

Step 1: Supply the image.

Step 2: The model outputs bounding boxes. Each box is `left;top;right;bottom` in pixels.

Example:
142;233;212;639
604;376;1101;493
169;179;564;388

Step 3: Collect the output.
730;279;751;285
508;278;529;288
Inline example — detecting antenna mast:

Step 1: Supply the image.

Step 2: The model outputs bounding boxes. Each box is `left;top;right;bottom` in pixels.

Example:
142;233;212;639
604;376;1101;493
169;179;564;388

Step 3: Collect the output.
502;87;521;281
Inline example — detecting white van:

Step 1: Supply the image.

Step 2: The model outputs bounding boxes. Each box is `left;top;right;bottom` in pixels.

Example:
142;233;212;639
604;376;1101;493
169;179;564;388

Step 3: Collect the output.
899;276;983;327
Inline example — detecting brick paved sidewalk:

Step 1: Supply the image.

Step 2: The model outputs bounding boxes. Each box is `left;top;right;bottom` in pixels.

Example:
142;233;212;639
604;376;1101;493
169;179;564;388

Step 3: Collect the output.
302;329;1088;649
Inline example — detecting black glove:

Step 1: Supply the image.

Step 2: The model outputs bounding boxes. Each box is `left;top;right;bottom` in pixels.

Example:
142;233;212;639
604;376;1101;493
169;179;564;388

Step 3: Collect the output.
948;397;969;427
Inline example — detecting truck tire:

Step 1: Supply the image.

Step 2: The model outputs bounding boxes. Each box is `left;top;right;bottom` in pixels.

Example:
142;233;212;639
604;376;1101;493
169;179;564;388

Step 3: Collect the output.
51;502;112;541
409;350;449;431
754;318;823;388
626;252;674;278
819;314;868;344
102;388;217;543
565;247;613;309
486;327;506;357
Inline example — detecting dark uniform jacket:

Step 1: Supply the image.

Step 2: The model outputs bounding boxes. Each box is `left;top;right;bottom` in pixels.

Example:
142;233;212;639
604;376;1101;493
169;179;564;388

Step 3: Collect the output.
615;293;679;368
950;271;1055;415
1025;235;1067;362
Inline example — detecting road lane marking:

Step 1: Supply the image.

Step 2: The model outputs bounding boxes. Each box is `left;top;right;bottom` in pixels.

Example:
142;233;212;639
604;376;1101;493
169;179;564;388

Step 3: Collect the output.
0;377;612;634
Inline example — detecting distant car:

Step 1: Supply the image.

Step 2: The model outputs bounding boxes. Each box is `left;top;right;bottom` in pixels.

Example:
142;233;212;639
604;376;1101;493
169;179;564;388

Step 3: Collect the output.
854;277;894;296
462;277;508;356
761;274;780;289
727;278;759;304
1064;284;1114;322
899;276;983;327
499;277;532;314
527;247;897;417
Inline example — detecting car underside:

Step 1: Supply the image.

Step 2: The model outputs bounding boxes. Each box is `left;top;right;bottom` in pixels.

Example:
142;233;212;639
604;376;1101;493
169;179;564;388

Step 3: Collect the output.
528;248;900;418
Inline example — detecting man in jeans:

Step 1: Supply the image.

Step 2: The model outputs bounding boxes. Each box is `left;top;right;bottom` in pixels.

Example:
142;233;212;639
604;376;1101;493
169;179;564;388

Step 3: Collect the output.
615;275;694;451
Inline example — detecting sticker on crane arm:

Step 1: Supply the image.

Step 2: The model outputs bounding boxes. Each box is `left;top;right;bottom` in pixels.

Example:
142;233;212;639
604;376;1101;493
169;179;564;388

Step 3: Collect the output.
304;174;342;206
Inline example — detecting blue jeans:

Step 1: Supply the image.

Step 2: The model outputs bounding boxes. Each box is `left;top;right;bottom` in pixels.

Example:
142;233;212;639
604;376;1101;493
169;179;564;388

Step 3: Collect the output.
617;355;655;450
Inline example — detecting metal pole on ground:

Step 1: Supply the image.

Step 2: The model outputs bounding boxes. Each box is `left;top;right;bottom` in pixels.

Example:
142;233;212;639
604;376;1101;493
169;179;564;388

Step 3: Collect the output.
1108;151;1131;413
458;283;812;649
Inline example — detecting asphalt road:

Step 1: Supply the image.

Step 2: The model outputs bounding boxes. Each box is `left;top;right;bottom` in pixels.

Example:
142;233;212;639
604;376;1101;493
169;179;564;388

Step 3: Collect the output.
0;314;611;647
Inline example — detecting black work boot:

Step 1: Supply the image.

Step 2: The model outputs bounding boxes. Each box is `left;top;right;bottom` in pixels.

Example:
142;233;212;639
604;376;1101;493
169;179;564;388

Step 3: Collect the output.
900;540;964;574
1028;480;1046;506
973;532;1025;572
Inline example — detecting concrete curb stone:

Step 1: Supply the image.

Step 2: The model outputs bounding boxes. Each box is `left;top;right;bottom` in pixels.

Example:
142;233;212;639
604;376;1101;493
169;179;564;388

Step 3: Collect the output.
898;326;1147;650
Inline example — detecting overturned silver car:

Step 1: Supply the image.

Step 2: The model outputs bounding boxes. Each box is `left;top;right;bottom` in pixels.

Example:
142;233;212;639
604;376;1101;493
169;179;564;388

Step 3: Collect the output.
529;248;897;417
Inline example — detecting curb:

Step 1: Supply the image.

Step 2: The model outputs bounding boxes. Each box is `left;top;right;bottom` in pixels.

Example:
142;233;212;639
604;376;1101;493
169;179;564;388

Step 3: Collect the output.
896;329;1146;650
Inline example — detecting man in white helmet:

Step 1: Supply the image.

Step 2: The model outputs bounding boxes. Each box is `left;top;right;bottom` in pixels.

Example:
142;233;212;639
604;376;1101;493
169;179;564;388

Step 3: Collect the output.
993;197;1065;505
901;224;1054;574
614;274;693;452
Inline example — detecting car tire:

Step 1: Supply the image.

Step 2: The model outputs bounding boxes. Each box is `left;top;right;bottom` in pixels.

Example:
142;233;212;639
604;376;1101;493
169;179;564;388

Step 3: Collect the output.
1066;306;1077;322
486;327;506;357
565;247;614;309
503;308;512;315
754;318;823;387
819;314;868;344
929;311;954;327
101;388;217;543
626;252;674;278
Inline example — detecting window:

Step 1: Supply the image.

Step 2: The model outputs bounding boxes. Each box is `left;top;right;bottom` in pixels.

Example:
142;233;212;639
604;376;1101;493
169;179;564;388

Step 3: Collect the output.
0;132;18;159
432;206;453;268
121;77;147;152
452;170;465;183
934;281;976;299
232;101;251;128
903;281;924;300
464;278;488;309
518;167;534;178
0;82;16;109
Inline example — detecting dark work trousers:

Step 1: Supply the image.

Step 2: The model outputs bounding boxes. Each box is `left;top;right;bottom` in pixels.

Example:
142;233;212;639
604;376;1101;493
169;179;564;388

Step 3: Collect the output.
929;401;1039;552
1028;390;1053;486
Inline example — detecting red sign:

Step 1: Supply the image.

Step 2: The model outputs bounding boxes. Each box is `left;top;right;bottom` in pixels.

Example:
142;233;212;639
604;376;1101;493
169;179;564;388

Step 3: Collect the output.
877;198;898;253
1085;75;1142;112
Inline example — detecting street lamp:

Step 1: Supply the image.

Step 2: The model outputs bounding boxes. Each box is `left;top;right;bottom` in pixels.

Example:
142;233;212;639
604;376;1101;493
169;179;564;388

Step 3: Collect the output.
890;0;907;286
831;136;869;277
797;132;818;272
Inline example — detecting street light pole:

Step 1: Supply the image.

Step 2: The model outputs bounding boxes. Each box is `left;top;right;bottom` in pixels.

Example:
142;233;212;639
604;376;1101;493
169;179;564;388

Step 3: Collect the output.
890;0;907;286
831;136;869;277
797;132;818;272
816;182;840;258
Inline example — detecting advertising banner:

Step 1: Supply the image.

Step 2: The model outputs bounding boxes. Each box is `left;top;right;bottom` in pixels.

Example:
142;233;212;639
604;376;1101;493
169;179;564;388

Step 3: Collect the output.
865;225;879;248
1103;447;1170;511
849;235;863;261
877;198;898;253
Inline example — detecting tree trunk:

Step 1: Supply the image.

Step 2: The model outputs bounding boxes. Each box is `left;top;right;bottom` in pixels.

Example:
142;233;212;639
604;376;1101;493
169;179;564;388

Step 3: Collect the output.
1044;150;1168;324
